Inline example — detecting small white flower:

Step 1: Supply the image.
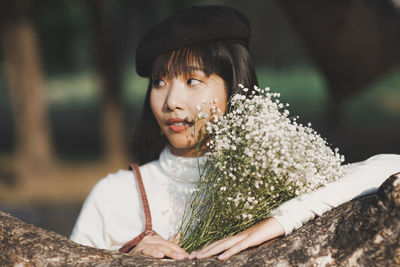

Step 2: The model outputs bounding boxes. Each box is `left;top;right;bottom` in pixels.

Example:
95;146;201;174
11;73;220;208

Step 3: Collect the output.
198;112;209;119
213;115;219;123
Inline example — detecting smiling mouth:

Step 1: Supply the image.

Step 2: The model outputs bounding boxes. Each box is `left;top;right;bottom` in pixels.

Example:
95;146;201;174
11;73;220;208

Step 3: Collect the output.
167;118;194;125
167;118;194;132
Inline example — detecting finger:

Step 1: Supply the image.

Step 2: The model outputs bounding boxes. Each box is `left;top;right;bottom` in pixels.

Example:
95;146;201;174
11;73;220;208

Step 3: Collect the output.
217;229;275;261
194;234;247;259
158;239;189;257
141;247;165;259
155;245;187;260
193;239;233;259
163;241;188;256
188;239;224;259
167;233;177;241
139;235;188;258
168;232;182;244
217;237;252;260
216;223;280;260
146;235;188;256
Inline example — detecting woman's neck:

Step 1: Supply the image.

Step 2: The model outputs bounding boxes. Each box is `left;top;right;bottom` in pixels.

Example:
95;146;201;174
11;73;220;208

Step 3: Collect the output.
170;143;208;158
159;146;206;184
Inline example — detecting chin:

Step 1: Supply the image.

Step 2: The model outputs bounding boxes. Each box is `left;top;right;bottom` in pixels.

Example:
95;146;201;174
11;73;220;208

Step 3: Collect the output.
169;143;195;150
166;138;191;148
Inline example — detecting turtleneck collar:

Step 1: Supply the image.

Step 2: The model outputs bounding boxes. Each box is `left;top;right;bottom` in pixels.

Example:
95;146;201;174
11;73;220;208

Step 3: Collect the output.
159;146;206;184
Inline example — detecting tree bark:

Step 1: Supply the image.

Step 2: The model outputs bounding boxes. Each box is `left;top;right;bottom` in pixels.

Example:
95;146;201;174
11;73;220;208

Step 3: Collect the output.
0;0;55;183
1;173;399;266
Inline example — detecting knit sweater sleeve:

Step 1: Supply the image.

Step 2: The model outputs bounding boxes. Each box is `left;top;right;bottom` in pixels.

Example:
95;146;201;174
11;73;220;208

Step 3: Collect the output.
70;177;110;249
269;154;400;235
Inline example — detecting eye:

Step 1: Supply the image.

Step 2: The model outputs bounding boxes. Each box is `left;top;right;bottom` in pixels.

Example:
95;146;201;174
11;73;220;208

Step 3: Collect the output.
153;79;166;88
187;78;202;86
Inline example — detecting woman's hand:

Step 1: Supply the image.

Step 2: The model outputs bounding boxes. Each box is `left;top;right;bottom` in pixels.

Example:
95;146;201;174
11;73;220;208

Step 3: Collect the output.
130;232;188;260
188;217;285;260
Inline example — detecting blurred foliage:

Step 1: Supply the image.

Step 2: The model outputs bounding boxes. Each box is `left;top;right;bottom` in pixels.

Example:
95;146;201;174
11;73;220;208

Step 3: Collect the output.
32;0;93;74
347;68;400;123
0;0;308;74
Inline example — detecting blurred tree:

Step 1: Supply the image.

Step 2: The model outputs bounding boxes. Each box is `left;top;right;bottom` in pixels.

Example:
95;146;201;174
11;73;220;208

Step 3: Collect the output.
0;0;55;183
87;0;166;165
32;0;93;74
280;0;400;124
87;0;128;166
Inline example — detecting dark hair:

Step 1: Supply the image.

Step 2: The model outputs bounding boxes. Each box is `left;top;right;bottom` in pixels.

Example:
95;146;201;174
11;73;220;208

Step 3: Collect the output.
132;40;258;164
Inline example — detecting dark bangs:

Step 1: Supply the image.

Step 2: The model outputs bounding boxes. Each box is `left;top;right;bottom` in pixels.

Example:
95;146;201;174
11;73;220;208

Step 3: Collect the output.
151;41;234;92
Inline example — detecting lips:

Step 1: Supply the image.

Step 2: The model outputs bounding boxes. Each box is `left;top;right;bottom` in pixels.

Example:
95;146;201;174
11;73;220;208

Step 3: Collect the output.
167;118;192;132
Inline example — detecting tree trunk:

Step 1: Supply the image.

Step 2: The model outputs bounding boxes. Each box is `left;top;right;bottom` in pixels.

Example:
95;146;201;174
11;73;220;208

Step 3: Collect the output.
87;0;128;167
0;0;55;183
1;173;399;266
280;0;400;123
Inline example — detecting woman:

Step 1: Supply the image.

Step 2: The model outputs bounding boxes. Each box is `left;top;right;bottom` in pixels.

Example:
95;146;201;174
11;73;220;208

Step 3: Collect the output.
70;6;400;260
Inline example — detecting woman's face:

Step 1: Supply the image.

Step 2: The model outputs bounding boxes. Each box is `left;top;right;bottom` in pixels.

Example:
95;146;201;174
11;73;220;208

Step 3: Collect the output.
150;69;228;157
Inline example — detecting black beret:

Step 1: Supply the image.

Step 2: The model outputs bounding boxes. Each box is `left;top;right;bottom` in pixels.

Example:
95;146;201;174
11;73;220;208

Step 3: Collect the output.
135;5;251;77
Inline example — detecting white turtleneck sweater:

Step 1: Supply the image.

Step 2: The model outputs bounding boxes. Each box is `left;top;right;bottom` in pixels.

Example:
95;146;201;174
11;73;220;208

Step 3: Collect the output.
70;147;400;250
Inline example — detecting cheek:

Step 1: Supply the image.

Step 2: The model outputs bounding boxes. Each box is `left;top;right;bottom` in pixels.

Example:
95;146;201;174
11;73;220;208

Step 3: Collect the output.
213;87;228;114
190;90;227;118
149;90;162;122
218;101;227;114
200;82;228;113
218;91;228;113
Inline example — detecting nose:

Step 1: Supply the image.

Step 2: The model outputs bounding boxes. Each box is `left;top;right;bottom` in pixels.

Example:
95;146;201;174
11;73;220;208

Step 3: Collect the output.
165;80;185;111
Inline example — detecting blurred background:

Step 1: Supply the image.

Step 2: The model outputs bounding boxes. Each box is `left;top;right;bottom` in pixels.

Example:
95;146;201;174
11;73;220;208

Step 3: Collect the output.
0;0;399;238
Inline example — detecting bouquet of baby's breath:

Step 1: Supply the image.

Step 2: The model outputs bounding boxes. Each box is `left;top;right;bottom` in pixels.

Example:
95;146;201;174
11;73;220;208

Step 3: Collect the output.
179;85;346;253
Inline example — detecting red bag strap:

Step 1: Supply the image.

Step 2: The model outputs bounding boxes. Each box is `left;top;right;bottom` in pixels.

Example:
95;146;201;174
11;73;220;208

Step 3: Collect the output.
119;163;157;253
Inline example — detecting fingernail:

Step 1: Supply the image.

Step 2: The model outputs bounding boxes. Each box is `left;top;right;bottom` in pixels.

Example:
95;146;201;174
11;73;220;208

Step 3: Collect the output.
218;254;227;260
156;252;164;258
189;252;198;259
